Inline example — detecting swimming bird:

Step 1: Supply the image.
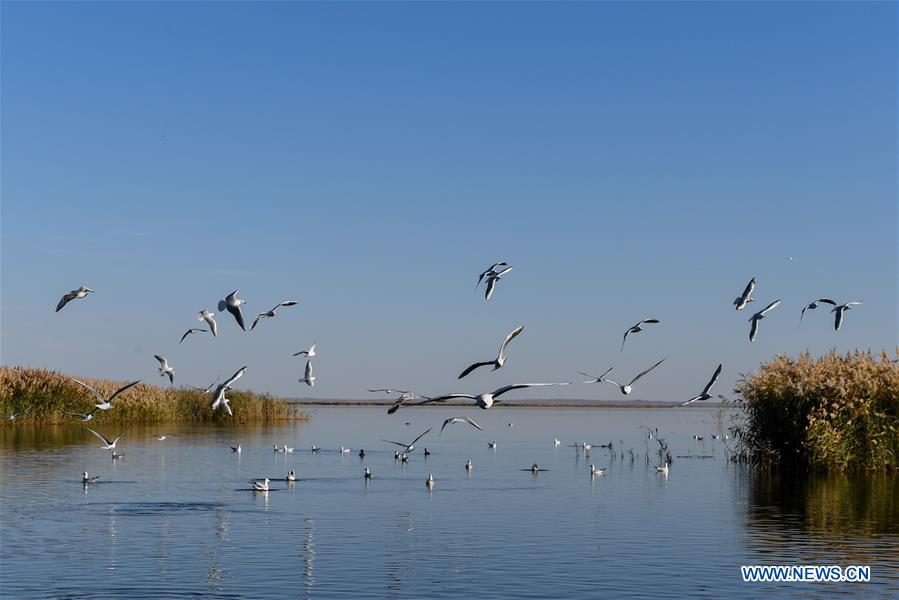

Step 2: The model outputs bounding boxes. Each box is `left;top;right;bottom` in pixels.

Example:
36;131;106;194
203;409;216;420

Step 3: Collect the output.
311;445;321;453
198;310;218;337
488;441;497;449
82;472;100;484
211;366;248;416
465;460;473;471
340;446;352;453
111;451;125;460
179;328;207;343
457;325;525;379
282;445;294;453
381;428;432;453
394;451;400;461
84;426;130;450
73;379;141;411
527;463;549;473
621;319;660;351
439;416;483;435
66;409;98;422
219;290;247;331
733;278;756;311
475;261;509;292
251;300;299;331
298;361;316;387
151;434;177;441
749;300;782;342
410;382;570;410
484;265;513;300
231;444;241;453
799;298;836;325
425;473;435;488
656;462;669;476
590;465;606;476
423;448;431;457
831;301;863;331
287;470;297;482
400;453;409;463
364;467;372;479
154;355;174;384
593;359;666;395
250;478;270;491
553;438;561;446
358;449;366;458
293;342;317;358
56;286;94;312
676;364;723;407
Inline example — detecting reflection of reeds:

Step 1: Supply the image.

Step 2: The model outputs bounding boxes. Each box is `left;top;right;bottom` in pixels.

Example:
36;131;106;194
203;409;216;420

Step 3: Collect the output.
732;350;899;471
0;366;305;424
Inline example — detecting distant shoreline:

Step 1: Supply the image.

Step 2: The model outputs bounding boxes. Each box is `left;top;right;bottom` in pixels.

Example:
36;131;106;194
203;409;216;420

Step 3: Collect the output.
285;399;729;409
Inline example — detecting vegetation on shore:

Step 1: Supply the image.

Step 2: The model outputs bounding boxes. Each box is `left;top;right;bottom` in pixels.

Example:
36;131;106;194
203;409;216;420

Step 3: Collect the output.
731;350;899;472
0;366;305;424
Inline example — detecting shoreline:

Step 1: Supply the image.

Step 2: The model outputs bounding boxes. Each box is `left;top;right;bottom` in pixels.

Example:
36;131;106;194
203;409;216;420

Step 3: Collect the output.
286;399;730;409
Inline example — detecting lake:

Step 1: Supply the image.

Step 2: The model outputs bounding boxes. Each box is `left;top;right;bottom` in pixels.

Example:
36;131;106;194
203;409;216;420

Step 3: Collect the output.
1;406;897;598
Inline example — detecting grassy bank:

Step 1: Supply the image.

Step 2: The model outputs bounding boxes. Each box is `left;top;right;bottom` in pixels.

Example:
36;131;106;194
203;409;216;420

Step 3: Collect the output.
0;366;305;424
732;350;899;472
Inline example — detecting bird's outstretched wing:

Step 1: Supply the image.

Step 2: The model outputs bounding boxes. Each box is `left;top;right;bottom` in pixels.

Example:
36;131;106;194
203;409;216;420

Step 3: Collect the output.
56;291;78;312
410;428;432;446
84;427;112;445
629;359;666;386
702;364;723;395
497;325;525;360
492;382;570;399
458;361;494;379
109;380;142;402
72;379;104;402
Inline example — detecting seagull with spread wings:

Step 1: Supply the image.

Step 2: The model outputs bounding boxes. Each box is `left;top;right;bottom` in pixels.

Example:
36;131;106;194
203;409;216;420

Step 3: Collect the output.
197;310;218;337
800;298;836;324
592;359;666;395
381;428;432;453
155;355;174;384
84;426;130;450
56;286;94;312
440;416;483;435
251;300;298;330
831;300;863;331
72;379;141;411
676;364;723;407
749;300;781;342
733;278;756;311
402;382;570;411
621;318;660;351
218;290;247;331
179;328;207;343
458;325;524;379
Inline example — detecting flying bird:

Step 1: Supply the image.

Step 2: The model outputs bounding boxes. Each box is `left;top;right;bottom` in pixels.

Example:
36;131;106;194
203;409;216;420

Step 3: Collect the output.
179;328;207;343
66;409;98;422
831;301;863;331
72;379;141;411
251;300;299;330
293;342;317;358
475;261;509;292
458;325;525;379
800;299;836;324
621;319;660;351
84;426;130;450
381;428;432;453
155;355;174;384
198;310;218;337
211;366;248;416
298;361;316;387
219;290;247;331
749;300;782;342
484;266;513;300
578;366;614;384
676;364;723;407
188;377;220;394
404;382;570;411
56;286;94;312
440;416;483;435
370;390;431;415
593;359;666;395
733;278;756;311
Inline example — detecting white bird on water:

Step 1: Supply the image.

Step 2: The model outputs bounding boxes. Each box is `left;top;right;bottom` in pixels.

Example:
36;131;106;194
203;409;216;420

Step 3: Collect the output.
197;310;218;337
82;472;100;484
84;426;130;450
152;433;177;441
733;277;756;311
56;286;94;312
179;328;207;343
488;441;497;449
656;462;669;476
250;478;270;491
439;416;483;436
621;318;660;351
553;438;561;446
465;460;473;471
406;382;570;411
293;342;317;358
231;444;241;453
799;298;836;325
251;300;298;331
72;379;141;411
364;467;372;479
590;465;606;476
676;364;723;407
589;359;666;395
425;473;435;488
219;290;247;331
211;366;248;416
831;301;863;331
155;355;174;384
749;300;782;342
298;361;316;387
458;325;525;379
484;265;513;300
381;428;432;453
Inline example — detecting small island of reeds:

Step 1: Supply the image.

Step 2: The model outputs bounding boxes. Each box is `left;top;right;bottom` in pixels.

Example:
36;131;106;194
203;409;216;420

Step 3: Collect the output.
0;366;305;424
732;350;899;472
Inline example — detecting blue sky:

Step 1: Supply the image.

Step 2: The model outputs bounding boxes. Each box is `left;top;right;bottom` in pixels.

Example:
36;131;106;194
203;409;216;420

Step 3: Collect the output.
2;1;896;401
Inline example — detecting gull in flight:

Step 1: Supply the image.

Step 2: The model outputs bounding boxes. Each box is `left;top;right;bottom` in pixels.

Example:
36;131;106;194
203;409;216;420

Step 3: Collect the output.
298;361;316;387
484;265;513;300
733;278;756;311
458;325;525;379
381;428;432;453
749;300;782;342
799;298;836;324
440;416;483;435
370;389;430;415
621;319;660;351
197;310;218;337
73;379;141;411
406;382;570;410
831;301;863;331
251;300;298;331
676;364;723;407
155;355;174;384
85;426;130;450
179;328;207;343
66;409;98;422
250;478;270;492
293;342;317;358
56;286;94;312
188;377;220;394
82;472;100;484
218;290;247;331
589;359;665;395
211;366;248;416
475;261;509;292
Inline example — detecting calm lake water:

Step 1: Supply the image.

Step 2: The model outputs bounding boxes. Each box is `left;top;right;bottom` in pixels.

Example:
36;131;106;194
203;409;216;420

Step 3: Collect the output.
1;406;897;598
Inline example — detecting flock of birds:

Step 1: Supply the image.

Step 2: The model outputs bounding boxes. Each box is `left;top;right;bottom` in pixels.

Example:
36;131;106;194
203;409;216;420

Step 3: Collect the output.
53;264;863;490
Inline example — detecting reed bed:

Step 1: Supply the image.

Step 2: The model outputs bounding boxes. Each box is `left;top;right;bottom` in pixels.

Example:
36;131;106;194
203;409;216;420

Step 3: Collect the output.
732;350;899;472
0;366;305;424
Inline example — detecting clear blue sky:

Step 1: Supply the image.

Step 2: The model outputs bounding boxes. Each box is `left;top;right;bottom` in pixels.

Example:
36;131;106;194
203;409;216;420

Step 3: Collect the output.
2;1;896;401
